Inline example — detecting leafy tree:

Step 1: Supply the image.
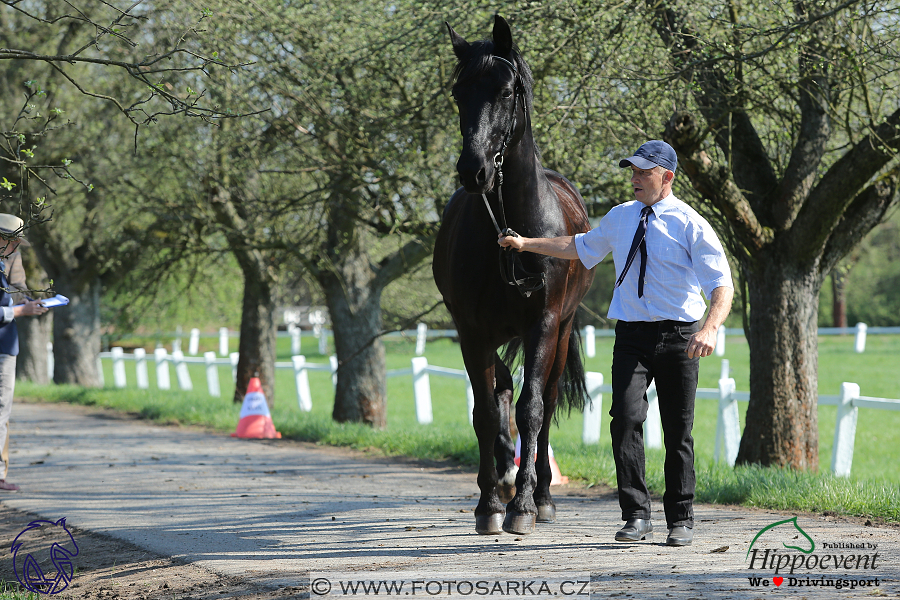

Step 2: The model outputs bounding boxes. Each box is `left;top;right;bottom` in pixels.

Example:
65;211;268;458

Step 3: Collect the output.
819;208;900;327
0;1;233;128
632;0;900;468
180;0;460;426
0;1;245;384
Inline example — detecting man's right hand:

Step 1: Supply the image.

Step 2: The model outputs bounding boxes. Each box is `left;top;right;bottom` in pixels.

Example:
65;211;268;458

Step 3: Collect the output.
498;233;525;252
14;299;49;318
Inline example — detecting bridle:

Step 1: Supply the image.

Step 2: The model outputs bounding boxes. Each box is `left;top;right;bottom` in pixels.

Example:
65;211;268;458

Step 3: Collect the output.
479;55;545;298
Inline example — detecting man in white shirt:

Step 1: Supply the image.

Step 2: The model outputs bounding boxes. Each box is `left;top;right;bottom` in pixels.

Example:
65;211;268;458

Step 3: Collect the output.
499;141;733;546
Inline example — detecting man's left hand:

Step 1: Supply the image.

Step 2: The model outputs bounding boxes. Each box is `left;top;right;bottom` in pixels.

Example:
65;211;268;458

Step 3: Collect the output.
686;327;716;359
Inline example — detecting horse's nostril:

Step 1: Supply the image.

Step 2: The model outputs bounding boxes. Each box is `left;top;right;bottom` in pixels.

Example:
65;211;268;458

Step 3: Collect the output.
475;168;487;185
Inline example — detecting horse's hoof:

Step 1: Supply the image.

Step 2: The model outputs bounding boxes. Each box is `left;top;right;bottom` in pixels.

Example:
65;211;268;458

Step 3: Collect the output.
497;484;516;504
537;504;556;523
475;513;504;535
502;511;536;535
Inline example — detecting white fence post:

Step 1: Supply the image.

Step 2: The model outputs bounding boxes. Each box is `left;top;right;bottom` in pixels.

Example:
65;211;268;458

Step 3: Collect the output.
720;358;730;381
47;342;53;381
290;324;302;356
329;355;338;387
415;323;428;356
854;322;867;353
204;351;220;397
715;377;740;466
134;348;149;389
584;325;596;358
173;350;193;391
111;347;127;388
96;355;105;387
715;325;726;357
645;381;662;449
319;330;329;356
292;355;312;412
230;352;239;383
582;371;604;444
219;327;229;357
172;325;182;353
189;328;200;356
411;357;433;424
465;373;475;426
832;382;860;477
154;348;170;390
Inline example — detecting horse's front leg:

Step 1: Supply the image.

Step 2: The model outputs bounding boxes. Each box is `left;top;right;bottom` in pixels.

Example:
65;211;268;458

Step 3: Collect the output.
462;346;506;534
504;323;559;535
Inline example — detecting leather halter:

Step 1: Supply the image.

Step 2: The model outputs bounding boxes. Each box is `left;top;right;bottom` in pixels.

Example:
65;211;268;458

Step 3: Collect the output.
480;56;546;298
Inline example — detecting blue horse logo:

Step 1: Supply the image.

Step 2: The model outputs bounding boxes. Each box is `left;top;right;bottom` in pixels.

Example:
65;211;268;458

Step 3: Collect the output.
11;517;79;595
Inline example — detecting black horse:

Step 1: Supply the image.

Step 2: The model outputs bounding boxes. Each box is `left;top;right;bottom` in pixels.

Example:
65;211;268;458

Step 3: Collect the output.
433;16;594;535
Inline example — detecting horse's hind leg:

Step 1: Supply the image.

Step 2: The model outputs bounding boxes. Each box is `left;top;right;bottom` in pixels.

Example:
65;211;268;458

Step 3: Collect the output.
494;353;517;504
534;319;575;523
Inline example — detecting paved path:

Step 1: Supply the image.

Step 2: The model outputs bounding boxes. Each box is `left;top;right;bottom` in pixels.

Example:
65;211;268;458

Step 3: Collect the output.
1;402;898;599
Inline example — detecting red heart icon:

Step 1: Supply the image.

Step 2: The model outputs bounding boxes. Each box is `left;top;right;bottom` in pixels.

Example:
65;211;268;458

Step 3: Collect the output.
773;577;784;586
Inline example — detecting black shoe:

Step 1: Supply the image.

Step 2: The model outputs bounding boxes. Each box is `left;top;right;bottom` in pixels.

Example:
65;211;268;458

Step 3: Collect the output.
666;526;693;546
615;518;653;542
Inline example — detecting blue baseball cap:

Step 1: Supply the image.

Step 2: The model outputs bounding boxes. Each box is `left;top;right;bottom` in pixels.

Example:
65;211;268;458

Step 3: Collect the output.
618;140;678;173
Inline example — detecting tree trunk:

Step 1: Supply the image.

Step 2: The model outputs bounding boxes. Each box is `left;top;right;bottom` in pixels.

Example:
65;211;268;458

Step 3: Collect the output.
51;277;102;386
318;256;387;428
831;269;847;328
736;255;821;470
17;313;52;383
232;271;277;406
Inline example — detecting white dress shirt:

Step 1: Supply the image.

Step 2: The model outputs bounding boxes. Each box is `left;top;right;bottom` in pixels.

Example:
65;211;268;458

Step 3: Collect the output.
574;194;733;322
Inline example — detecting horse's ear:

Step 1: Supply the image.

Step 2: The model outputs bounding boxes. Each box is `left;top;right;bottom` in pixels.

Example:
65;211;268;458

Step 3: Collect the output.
492;15;513;57
446;22;470;59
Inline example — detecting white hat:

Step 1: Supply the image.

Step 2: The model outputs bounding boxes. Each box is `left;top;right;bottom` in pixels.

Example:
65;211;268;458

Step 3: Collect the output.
0;214;28;246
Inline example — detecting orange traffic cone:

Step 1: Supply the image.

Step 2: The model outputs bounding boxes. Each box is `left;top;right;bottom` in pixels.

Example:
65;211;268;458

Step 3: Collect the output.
231;377;282;439
514;436;568;485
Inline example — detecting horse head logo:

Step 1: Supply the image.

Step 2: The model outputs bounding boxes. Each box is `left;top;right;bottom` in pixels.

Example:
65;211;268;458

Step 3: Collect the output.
11;517;79;595
747;516;815;559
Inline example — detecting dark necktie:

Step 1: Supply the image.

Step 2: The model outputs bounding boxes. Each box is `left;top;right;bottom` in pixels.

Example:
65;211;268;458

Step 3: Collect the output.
615;205;653;298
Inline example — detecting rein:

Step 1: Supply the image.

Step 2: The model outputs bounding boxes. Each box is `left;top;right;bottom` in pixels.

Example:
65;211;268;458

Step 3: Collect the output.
480;56;546;299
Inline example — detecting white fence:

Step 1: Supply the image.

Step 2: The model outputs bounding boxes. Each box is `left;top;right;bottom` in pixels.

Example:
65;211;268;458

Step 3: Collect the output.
97;342;899;478
581;321;897;357
711;359;900;477
144;321;896;364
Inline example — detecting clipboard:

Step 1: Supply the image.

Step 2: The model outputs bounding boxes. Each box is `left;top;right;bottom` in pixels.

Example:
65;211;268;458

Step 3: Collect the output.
40;294;69;308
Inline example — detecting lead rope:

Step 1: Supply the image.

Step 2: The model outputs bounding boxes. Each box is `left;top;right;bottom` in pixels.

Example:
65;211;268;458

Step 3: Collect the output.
481;153;513;237
480;56;544;298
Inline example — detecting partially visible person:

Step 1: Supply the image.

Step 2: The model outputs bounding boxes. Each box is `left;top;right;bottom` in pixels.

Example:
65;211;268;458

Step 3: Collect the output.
0;214;48;491
5;244;28;304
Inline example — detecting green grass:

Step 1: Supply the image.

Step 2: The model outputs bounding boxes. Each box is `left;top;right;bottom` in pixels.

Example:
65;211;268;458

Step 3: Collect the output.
16;333;900;522
0;581;40;600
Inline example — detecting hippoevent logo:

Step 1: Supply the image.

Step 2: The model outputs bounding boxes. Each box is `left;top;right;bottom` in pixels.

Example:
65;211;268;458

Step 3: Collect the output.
11;518;80;595
745;516;881;590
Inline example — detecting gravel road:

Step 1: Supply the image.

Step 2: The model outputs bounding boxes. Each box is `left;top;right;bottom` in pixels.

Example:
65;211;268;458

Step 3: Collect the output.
0;401;896;599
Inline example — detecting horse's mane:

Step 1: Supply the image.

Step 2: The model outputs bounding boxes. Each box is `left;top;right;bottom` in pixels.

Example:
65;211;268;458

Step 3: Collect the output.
450;39;535;117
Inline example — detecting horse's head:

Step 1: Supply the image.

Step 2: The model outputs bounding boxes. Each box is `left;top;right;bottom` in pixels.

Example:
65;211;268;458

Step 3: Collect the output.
447;15;533;195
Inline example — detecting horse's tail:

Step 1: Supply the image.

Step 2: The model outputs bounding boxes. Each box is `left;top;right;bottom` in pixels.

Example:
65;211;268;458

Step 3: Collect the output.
500;316;589;421
558;316;589;417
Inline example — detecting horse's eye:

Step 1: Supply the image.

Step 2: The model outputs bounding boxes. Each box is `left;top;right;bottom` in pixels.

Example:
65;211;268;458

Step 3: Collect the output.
501;90;513;99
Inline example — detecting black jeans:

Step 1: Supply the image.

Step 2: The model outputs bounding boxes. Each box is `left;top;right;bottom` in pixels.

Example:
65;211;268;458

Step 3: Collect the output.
610;320;700;529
